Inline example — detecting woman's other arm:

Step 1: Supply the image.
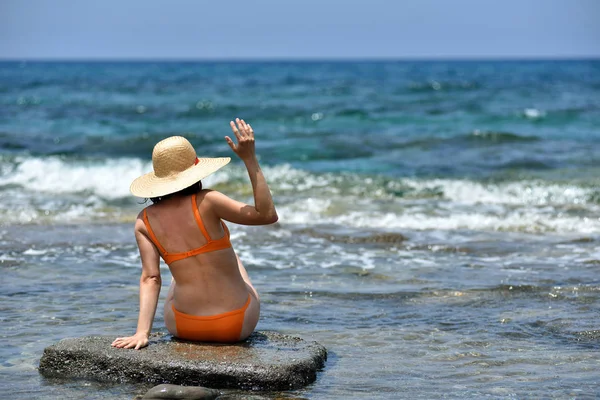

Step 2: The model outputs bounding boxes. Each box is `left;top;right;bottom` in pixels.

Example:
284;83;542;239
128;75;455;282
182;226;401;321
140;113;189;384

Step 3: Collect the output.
111;216;161;350
211;118;278;225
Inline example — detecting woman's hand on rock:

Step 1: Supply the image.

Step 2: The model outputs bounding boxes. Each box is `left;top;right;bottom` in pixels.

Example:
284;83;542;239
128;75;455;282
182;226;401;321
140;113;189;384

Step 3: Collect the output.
111;332;149;350
225;118;256;161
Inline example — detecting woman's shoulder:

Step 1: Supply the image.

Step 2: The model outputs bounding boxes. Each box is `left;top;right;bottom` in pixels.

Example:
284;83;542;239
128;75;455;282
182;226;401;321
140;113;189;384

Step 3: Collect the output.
197;188;223;201
134;210;148;235
134;204;156;230
136;204;153;218
197;190;237;214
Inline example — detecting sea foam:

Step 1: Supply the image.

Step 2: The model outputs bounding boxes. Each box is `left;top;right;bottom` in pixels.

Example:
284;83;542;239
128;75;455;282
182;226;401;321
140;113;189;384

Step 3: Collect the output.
0;156;232;199
0;157;598;234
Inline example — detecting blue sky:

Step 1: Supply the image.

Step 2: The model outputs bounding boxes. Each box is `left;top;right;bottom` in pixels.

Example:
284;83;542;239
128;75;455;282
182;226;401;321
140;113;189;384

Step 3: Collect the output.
1;0;599;59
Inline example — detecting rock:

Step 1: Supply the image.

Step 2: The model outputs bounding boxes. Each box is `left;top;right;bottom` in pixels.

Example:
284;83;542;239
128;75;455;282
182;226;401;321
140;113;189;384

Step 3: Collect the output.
142;384;219;399
39;331;327;391
214;395;281;400
297;228;408;244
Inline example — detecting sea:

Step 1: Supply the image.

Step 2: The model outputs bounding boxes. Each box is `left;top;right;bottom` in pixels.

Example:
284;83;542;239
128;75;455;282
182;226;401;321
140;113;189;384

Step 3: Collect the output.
1;60;599;399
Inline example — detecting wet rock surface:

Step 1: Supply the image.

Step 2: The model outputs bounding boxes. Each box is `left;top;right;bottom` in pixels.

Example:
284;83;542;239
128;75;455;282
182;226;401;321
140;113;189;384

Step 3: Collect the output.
39;331;327;391
297;228;408;244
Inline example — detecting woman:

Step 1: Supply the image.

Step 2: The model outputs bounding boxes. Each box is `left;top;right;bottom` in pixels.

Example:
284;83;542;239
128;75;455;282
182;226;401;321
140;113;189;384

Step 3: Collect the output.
112;119;277;350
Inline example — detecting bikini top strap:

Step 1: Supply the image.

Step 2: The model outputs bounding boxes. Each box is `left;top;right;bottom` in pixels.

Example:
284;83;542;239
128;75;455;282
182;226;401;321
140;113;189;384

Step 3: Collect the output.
142;209;167;255
191;194;212;241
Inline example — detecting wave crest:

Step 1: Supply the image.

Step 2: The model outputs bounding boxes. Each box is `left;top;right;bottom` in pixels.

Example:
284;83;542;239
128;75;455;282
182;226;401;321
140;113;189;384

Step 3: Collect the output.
0;157;598;234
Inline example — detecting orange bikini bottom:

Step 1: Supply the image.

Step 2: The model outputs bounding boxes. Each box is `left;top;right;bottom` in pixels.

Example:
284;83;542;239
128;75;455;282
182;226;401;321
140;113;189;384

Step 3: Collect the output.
171;295;251;343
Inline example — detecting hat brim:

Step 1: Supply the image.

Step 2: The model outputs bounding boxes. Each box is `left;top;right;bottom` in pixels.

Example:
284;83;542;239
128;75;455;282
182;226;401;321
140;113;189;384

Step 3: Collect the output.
130;157;231;198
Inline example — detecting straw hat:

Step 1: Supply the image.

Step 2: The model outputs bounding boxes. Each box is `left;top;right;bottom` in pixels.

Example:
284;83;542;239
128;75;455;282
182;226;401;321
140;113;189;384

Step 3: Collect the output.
130;136;230;198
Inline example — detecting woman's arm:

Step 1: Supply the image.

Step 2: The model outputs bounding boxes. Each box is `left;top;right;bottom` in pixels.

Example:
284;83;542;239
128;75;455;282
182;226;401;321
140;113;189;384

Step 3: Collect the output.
213;118;278;225
112;217;161;350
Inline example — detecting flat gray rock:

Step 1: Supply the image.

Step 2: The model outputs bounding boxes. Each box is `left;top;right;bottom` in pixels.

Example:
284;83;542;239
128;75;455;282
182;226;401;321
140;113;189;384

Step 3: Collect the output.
39;331;327;391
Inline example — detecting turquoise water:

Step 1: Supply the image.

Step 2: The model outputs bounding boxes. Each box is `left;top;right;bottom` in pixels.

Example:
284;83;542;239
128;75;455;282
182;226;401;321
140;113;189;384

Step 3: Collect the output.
1;60;600;398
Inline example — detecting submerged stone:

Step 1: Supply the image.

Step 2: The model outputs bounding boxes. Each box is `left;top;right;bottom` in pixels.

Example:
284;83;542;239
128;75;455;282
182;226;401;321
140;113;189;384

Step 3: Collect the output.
39;331;327;391
141;384;219;399
296;228;408;244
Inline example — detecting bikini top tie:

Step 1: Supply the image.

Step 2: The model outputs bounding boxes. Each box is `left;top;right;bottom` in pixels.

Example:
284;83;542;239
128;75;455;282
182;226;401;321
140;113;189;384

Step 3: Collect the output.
142;194;232;264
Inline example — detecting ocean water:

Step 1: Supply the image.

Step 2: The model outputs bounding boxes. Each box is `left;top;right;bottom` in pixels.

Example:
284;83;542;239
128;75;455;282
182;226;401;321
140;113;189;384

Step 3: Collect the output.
1;60;600;399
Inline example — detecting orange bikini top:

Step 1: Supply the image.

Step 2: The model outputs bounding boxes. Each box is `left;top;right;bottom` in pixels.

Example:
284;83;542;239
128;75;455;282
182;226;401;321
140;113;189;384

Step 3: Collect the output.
142;194;232;264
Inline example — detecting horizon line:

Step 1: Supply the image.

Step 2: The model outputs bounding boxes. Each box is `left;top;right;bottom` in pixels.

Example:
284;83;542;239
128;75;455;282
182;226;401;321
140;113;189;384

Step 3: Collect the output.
1;55;599;63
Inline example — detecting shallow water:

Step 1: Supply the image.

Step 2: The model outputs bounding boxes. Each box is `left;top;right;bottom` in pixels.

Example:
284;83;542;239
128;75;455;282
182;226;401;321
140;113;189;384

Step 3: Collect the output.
2;223;600;398
1;60;600;398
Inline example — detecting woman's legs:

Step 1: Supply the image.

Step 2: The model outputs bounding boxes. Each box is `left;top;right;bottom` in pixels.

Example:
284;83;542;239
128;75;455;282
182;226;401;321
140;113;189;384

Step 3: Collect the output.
236;253;261;340
163;277;178;336
236;253;260;301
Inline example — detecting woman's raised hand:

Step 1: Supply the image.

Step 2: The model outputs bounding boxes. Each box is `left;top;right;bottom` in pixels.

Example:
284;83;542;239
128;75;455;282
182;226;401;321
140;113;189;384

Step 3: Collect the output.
225;118;256;161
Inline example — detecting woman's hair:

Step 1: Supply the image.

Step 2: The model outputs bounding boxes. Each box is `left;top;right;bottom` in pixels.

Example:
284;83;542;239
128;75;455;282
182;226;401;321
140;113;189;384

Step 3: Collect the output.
147;181;202;204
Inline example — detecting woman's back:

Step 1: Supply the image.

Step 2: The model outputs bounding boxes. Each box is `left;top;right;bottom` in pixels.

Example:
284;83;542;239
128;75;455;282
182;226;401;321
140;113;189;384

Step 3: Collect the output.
113;119;276;348
143;190;249;316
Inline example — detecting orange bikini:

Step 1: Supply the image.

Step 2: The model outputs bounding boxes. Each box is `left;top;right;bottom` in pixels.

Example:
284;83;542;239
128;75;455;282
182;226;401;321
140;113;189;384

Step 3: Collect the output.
142;194;232;264
142;194;250;343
